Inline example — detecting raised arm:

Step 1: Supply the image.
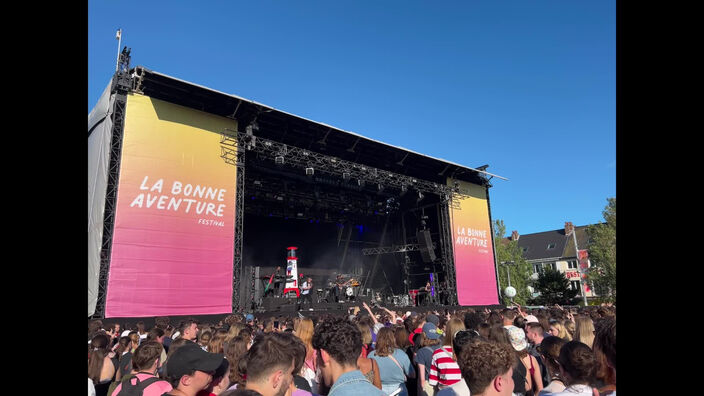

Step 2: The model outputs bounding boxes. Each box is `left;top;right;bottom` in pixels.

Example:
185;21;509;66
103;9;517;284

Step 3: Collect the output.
362;301;379;324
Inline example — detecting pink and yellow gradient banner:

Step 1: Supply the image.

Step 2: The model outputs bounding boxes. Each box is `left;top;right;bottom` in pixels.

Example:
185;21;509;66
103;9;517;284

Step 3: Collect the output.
105;94;238;318
448;179;499;306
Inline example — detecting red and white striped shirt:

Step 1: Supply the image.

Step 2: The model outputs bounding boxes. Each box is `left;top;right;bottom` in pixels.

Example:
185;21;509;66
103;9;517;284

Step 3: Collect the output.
428;346;462;387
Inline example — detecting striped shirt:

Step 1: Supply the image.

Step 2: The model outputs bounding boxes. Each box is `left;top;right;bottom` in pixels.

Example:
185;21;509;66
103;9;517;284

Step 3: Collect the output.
428;346;462;387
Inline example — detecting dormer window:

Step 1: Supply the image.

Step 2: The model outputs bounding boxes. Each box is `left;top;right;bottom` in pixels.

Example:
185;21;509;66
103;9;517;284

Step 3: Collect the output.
547;243;556;249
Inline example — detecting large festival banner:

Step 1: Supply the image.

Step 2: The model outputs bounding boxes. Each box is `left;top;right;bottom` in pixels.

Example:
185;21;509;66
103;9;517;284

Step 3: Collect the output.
105;94;238;318
448;179;499;305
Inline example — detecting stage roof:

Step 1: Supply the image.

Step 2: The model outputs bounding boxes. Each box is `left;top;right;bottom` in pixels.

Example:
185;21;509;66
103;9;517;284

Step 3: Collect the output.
131;66;506;188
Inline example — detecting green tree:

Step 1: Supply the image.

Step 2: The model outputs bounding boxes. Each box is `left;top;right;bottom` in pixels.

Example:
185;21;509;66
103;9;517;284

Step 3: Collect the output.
532;267;580;305
493;220;533;305
586;197;616;303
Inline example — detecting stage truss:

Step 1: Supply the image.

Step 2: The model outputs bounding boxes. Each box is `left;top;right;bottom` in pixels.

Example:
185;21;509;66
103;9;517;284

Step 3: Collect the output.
220;126;470;306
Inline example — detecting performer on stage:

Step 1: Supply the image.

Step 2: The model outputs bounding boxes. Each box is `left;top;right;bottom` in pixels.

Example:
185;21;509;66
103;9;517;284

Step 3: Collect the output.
333;274;350;303
299;277;313;308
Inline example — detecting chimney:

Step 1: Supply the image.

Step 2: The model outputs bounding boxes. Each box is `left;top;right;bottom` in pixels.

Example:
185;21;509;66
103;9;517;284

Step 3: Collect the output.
565;222;574;235
511;230;519;241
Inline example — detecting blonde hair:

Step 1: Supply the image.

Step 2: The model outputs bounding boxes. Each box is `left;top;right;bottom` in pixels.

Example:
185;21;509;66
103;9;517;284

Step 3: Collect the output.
294;318;315;359
564;320;576;337
551;322;572;341
224;323;245;345
443;318;466;347
574;316;595;349
357;322;372;345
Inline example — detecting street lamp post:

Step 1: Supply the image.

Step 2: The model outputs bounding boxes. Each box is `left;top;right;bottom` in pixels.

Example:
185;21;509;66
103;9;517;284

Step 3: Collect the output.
502;261;516;305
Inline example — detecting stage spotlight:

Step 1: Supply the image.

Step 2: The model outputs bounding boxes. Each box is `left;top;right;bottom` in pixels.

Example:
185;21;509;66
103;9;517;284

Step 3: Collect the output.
306;167;314;176
358;179;365;187
343;172;350;180
275;156;284;165
400;185;408;196
377;184;384;192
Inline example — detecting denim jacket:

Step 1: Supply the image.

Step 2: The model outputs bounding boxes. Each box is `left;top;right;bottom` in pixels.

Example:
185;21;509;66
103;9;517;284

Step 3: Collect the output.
328;370;385;396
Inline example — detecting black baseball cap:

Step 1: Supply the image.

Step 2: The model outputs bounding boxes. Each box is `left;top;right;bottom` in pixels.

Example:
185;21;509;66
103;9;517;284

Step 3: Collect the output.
165;341;225;379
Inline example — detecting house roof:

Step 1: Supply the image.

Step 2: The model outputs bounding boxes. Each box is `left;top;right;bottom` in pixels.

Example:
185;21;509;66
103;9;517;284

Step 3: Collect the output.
510;225;591;261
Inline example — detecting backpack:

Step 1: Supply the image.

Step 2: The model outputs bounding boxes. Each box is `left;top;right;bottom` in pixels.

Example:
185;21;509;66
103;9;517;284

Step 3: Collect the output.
114;375;166;396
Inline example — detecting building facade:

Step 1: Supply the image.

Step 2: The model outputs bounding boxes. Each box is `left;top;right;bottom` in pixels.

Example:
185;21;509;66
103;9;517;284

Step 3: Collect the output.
509;222;596;300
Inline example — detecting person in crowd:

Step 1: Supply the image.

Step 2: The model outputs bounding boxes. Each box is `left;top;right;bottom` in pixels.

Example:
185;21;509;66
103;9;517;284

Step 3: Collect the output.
358;322;374;358
536;336;567;395
110;341;172;396
312;317;385;396
162;341;226;396
487;310;503;326
428;318;464;392
224;323;246;348
462;311;484;332
240;332;297;396
407;314;427;346
477;322;491;340
563;320;576;341
536;315;552;339
525;323;545;350
136;321;149;343
89;333;118;396
163;326;175;353
457;340;515;396
547;341;597;396
395;326;415;396
548;321;571;342
524;322;550;389
204;357;232;396
178;319;200;341
488;324;527;396
146;327;168;366
592;317;616;396
415;321;443;396
208;329;229;354
573;316;595;349
108;323;122;348
289;334;314;395
368;327;416;396
501;308;520;331
239;327;254;349
506;326;543;395
113;336;133;382
435;329;482;396
161;337;192;379
224;336;250;391
293;318;319;393
90;377;97;396
128;331;141;353
89;319;105;340
198;331;212;351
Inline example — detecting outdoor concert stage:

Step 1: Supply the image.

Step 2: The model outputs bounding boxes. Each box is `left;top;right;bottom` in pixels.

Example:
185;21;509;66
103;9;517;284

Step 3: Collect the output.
88;58;506;319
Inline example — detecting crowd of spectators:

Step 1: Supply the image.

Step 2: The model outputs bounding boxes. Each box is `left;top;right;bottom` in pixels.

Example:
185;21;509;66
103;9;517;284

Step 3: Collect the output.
88;303;615;396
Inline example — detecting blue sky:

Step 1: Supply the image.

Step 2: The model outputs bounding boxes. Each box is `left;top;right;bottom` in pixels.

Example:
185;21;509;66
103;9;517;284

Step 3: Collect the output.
88;1;615;236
